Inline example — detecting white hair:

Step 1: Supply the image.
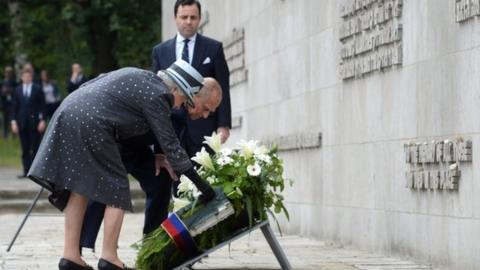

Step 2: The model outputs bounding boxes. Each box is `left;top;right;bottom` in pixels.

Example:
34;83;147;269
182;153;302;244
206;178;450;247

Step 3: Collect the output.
156;70;185;96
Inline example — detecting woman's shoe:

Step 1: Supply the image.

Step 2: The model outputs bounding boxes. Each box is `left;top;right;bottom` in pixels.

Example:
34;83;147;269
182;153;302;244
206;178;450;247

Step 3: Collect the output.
58;258;94;270
98;258;135;270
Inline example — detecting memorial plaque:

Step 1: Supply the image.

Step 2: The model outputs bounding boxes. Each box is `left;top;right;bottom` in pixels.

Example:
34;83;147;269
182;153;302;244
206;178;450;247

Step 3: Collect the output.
339;0;403;80
455;0;480;23
262;132;322;152
404;138;472;191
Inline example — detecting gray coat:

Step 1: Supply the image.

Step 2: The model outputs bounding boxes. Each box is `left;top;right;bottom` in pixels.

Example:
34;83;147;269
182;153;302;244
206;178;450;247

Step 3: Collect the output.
28;67;192;211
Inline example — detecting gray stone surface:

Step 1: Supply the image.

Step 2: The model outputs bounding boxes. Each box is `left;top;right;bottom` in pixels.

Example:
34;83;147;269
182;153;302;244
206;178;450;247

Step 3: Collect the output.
160;0;480;269
0;213;434;270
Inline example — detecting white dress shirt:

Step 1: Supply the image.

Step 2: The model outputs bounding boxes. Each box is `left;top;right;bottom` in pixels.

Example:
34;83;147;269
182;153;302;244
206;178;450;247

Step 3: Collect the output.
175;33;197;64
23;83;32;98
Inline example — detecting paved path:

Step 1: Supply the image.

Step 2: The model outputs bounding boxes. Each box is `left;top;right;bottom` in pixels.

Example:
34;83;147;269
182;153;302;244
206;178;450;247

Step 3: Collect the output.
0;168;435;269
0;213;436;270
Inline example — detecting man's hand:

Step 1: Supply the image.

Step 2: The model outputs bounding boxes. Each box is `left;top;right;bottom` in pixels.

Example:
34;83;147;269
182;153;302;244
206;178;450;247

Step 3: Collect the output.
11;121;18;135
217;127;230;144
155;154;178;180
37;120;46;133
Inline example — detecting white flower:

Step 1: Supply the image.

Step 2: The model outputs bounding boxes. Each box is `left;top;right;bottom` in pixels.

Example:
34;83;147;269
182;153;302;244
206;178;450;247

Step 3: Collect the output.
173;197;191;212
206;175;218;184
217;156;234;166
203;132;222;153
177;175;194;195
247;163;262;176
254;145;268;156
237;139;259;159
220;148;233;157
255;153;272;164
191;147;215;170
192;186;201;198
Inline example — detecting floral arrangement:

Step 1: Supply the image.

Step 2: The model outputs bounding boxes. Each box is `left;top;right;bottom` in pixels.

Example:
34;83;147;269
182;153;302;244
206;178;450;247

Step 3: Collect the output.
134;133;291;270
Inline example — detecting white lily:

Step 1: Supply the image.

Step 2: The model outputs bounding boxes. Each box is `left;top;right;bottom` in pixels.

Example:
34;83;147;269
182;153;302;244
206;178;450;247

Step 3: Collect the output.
191;147;215;170
254;145;269;156
247;163;262;176
237;139;259;159
220;148;233;157
203;132;222;153
173;197;191;212
192;186;202;198
177;175;193;195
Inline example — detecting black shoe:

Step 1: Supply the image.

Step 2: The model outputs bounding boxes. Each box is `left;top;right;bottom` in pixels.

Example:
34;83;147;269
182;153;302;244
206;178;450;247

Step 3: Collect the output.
58;258;94;270
98;258;135;270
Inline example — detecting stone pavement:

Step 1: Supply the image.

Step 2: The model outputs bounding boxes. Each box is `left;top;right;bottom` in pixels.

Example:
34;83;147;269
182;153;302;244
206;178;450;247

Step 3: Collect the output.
0;213;436;270
0;168;436;269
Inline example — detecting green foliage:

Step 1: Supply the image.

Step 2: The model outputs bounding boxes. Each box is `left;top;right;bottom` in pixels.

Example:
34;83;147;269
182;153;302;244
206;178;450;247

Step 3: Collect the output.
134;135;293;269
1;1;162;92
0;136;22;168
0;2;14;67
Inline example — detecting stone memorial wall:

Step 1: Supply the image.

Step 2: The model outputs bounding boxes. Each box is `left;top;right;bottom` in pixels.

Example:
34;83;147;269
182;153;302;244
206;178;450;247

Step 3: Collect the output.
223;28;248;87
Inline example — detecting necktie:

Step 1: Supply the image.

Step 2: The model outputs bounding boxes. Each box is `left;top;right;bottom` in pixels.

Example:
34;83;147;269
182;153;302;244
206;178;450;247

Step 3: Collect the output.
182;39;190;63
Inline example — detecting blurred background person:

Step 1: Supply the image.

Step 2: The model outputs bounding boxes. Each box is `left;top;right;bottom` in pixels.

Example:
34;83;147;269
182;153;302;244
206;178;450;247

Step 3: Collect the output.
1;66;17;138
67;63;88;94
23;62;42;85
11;68;46;178
41;69;61;120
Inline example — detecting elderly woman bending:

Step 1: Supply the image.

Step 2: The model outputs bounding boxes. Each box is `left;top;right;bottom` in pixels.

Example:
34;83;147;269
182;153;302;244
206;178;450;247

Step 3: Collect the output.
28;60;221;270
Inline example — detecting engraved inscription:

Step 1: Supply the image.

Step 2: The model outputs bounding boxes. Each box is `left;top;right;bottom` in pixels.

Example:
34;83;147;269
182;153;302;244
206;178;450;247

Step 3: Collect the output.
339;0;403;80
404;138;472;191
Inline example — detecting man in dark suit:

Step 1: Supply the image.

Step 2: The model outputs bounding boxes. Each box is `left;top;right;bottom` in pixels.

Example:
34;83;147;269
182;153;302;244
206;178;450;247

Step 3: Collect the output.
11;68;46;178
67;63;88;94
152;0;231;157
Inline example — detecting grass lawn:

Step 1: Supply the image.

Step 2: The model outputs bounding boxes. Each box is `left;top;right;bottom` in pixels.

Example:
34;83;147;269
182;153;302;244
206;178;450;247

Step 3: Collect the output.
0;136;22;168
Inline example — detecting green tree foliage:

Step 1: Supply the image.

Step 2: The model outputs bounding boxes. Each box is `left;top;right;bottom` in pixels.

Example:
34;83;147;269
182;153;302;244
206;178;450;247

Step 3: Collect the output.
1;0;162;90
0;2;14;67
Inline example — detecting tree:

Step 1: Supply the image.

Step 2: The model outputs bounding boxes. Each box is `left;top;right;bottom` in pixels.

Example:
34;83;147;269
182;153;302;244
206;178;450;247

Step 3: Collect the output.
3;0;162;91
0;1;14;69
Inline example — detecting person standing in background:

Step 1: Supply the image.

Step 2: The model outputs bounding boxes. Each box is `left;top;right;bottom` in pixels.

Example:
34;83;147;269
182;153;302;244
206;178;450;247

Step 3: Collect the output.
152;0;231;199
1;66;17;138
23;62;42;86
41;70;61;120
67;63;88;94
152;0;231;154
11;68;46;178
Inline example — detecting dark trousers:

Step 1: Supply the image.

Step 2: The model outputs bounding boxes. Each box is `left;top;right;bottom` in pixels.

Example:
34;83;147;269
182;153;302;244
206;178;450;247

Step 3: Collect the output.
79;146;173;249
19;125;41;176
1;107;10;138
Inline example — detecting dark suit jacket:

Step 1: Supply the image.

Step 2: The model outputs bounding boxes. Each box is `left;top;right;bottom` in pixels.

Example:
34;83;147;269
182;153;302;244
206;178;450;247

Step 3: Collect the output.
11;84;46;130
67;75;89;94
151;33;231;145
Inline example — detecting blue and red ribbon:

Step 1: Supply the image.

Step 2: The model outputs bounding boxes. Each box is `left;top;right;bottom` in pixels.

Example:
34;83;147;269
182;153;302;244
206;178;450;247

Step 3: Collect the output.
161;213;197;254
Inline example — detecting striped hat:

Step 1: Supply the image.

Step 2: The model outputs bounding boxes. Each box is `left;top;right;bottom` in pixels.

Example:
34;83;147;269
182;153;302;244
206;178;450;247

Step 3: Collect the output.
164;60;204;107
